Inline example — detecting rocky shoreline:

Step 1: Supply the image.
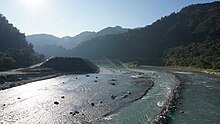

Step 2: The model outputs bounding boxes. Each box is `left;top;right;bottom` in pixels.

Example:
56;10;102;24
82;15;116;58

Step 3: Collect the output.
150;73;183;124
140;65;220;76
168;66;220;76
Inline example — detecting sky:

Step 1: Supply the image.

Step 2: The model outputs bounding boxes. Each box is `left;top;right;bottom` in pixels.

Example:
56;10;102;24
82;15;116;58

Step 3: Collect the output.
0;0;217;37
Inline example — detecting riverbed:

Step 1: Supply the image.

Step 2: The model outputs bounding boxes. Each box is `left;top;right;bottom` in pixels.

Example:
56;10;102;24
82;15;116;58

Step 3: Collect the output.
0;67;219;124
0;68;154;124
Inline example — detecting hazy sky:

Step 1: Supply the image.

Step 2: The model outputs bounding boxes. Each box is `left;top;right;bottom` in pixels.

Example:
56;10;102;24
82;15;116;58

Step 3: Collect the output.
0;0;216;37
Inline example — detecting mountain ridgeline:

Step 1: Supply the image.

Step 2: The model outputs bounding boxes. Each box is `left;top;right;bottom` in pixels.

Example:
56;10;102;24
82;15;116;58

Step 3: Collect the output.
0;14;45;71
27;26;128;57
71;2;220;69
2;1;219;71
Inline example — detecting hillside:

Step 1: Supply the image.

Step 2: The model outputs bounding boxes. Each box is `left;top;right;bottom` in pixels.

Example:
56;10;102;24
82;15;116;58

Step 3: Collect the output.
27;34;61;45
96;26;128;36
27;26;128;49
61;31;96;48
0;14;28;52
71;2;220;68
0;14;45;71
27;26;128;57
164;39;220;70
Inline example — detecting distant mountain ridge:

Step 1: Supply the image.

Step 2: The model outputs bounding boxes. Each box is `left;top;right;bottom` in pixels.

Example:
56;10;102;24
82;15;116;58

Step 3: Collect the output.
27;26;128;49
27;1;220;70
71;1;220;66
27;34;61;45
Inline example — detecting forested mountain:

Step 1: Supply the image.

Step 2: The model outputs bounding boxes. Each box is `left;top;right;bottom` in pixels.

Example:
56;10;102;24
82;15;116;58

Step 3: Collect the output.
164;39;220;69
71;1;220;69
27;34;61;45
61;31;96;49
27;26;128;49
61;26;128;49
96;26;128;36
26;32;95;48
0;14;45;71
27;26;128;57
0;14;28;52
34;44;70;58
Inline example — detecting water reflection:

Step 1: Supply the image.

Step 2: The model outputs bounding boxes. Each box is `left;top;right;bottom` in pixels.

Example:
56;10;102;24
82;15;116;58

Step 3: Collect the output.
1;70;154;123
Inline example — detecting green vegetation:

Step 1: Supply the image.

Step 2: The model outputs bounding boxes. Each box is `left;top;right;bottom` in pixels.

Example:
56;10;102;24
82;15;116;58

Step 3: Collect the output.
71;2;220;67
164;39;220;71
26;26;128;57
2;2;220;71
0;14;45;71
123;61;139;68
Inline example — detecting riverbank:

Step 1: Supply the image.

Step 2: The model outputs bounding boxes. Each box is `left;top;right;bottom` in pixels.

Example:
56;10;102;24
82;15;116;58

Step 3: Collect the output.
167;66;220;76
150;73;183;123
0;57;100;90
0;68;64;90
140;65;220;76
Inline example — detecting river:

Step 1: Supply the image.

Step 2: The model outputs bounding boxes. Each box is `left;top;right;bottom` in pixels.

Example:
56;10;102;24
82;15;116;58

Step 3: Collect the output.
172;71;220;124
0;67;219;124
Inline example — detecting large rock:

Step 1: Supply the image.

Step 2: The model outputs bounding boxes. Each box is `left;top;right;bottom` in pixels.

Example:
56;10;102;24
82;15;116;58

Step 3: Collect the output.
39;57;99;73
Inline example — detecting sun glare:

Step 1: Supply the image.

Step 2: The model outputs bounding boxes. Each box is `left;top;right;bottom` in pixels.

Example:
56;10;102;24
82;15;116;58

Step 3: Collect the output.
21;0;45;7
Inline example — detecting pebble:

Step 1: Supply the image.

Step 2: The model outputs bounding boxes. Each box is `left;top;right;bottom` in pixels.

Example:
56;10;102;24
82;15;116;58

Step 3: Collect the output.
127;91;131;94
61;96;65;99
54;101;59;105
74;110;79;114
111;95;116;99
70;110;80;116
110;82;116;85
111;78;117;81
122;94;129;98
91;103;95;106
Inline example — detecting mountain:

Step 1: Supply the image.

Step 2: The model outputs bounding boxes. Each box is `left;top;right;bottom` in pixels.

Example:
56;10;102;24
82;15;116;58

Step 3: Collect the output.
71;1;220;68
34;44;70;58
60;31;96;49
27;34;61;46
26;26;128;57
96;26;128;36
27;26;128;49
0;14;45;70
164;39;220;69
0;14;28;52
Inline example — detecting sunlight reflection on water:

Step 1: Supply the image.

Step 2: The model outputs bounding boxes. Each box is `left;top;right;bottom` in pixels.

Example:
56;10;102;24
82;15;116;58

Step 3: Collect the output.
1;70;153;123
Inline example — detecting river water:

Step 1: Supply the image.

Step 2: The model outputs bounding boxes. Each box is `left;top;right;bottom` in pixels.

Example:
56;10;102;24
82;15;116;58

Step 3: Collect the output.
0;67;219;124
172;71;220;124
0;68;154;124
95;69;176;124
